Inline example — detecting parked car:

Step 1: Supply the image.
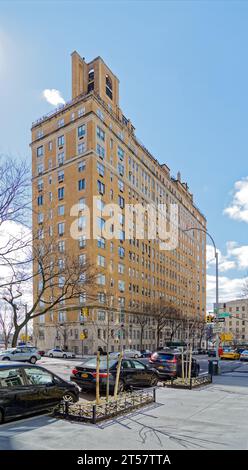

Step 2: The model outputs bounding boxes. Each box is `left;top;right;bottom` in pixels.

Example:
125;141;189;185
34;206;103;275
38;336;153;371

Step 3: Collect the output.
0;347;40;364
70;357;158;392
109;349;141;359
240;350;248;361
197;348;207;355
149;350;200;380
47;348;75;359
237;347;247;354
0;362;79;424
220;350;240;360
140;350;153;358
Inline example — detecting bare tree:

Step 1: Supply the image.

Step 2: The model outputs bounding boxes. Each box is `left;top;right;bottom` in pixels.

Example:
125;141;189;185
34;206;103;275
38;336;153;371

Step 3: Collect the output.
1;239;96;347
149;299;183;349
0;304;17;349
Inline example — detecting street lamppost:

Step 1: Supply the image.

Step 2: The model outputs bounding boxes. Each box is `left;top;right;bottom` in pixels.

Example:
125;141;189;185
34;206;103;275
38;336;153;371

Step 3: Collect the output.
183;227;220;370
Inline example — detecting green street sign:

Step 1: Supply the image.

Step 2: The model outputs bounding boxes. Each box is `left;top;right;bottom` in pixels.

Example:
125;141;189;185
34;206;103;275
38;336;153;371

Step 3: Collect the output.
217;312;230;318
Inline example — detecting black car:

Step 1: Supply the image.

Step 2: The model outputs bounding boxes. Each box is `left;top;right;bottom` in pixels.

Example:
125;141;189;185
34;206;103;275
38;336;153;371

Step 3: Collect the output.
0;362;79;424
149;350;200;379
70;357;158;392
140;350;153;358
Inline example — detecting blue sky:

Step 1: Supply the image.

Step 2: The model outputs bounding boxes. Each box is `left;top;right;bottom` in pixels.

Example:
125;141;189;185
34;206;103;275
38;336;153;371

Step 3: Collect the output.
1;0;248;307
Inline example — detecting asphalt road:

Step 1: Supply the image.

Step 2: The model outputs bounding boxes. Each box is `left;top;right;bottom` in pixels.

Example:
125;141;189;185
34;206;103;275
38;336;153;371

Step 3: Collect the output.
38;354;243;383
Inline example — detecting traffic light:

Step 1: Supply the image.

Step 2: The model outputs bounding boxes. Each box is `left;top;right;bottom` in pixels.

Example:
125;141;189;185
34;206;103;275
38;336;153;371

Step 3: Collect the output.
81;307;89;317
206;315;214;323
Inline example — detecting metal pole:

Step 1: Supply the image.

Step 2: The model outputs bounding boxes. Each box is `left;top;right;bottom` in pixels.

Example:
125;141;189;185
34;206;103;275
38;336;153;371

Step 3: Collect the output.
215;250;220;371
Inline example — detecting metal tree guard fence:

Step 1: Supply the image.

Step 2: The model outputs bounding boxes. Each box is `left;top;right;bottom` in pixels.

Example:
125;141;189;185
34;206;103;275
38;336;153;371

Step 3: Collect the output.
54;388;156;424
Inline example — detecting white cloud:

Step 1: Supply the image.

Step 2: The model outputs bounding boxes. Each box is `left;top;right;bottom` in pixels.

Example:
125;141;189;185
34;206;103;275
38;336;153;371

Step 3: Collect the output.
42;88;65;106
224;177;248;223
207;274;247;311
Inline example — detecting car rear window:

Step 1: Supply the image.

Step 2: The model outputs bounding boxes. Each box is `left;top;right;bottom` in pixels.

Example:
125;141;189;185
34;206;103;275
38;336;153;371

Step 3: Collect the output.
0;368;25;388
81;358;117;369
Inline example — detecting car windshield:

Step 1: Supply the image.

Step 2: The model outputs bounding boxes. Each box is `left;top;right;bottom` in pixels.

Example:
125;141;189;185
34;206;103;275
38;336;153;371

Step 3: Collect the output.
157;353;175;360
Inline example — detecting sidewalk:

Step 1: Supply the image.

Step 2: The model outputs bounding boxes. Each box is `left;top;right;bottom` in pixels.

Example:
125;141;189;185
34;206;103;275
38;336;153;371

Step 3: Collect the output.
0;369;248;450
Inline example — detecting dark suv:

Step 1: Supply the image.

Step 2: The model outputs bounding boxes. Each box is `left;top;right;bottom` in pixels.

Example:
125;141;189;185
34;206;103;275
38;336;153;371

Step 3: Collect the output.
0;362;79;424
149;350;200;379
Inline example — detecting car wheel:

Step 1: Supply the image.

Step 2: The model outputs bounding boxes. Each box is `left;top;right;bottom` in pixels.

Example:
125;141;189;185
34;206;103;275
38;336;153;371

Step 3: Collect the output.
29;356;37;364
49;354;53;358
2;357;10;361
62;392;76;403
0;409;4;424
150;375;158;386
63;354;67;359
134;354;138;358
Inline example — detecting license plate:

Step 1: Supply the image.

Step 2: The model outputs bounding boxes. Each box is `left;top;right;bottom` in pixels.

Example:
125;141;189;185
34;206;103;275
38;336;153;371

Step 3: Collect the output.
158;366;164;369
81;373;88;378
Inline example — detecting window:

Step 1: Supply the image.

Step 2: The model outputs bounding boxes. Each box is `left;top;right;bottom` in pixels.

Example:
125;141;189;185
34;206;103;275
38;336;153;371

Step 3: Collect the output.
58;240;65;252
58;170;64;182
58;205;64;216
37;164;43;175
79;254;86;265
97;217;105;232
0;369;25;388
98;292;106;303
118;195;125;208
118;179;124;192
58;277;65;288
80;292;86;304
97;162;105;177
58;118;64;128
37;178;43;191
58;222;65;236
96;126;105;141
79;197;86;211
78;179;86;191
38;212;43;224
78;215;86;230
88;68;94;82
79;273;86;284
57;152;64;165
58;187;64;200
97;180;105;195
37;195;43;206
97;255;105;267
106;75;112;99
79;235;86;248
96;144;105;159
78;125;86;138
118;263;124;274
78;142;86;154
58;135;64;146
78;107;85;117
118;280;125;292
118;146;124;161
97;199;105;212
48;141;52;151
97;274;106;285
98;311;106;321
118;246;125;258
97;237;105;249
97;109;104;121
37;146;43;157
78;161;86;172
119;230;125;241
118;163;124;176
58;310;66;322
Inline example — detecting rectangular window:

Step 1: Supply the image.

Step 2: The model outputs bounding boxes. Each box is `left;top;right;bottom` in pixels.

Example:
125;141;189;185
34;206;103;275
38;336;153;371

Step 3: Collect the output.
78;215;86;230
97;255;105;267
96;143;105;159
97;162;105;177
97;237;105;249
97;180;105;195
58;170;64;182
97;217;105;232
78;142;86;154
98;311;106;321
96;126;105;141
79;235;86;248
78;107;85;117
78;161;86;173
97;109;104;121
58;311;66;322
78;197;86;211
58;135;64;147
37;146;43;157
58;222;65;236
58;205;65;216
58;187;64;200
118;146;124;161
58;240;65;252
79;254;86;265
58;118;64;128
37;195;43;206
118;246;125;258
118;195;125;208
118;163;124;176
57;152;64;165
118;179;124;192
78;125;86;138
118;263;124;274
97;274;106;285
37;164;43;175
78;179;86;191
38;212;43;224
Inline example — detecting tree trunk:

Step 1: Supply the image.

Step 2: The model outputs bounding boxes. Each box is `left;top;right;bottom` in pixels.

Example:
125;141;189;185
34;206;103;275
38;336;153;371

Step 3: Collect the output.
12;327;22;347
140;326;144;351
